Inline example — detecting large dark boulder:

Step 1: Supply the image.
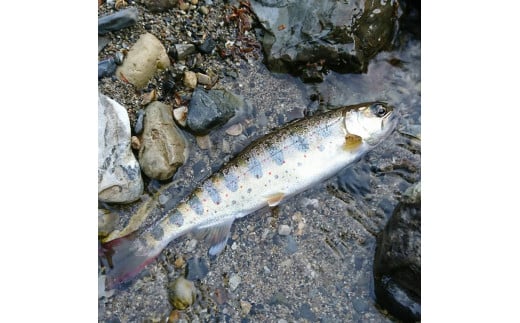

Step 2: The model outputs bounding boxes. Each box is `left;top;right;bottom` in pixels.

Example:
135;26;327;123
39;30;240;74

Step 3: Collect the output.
250;0;400;79
373;182;421;322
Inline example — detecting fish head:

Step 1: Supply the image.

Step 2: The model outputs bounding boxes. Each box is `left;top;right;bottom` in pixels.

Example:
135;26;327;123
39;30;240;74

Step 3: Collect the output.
343;102;399;147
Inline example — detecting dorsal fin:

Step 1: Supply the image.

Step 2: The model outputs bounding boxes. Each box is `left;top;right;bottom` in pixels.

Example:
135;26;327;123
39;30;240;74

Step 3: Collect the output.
195;218;235;256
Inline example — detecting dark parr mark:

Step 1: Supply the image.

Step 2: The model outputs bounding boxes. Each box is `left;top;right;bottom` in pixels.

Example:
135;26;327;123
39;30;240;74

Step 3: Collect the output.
224;171;239;192
294;136;310;152
151;225;164;240
188;194;204;216
249;157;263;178
269;147;285;165
168;210;184;227
203;180;221;205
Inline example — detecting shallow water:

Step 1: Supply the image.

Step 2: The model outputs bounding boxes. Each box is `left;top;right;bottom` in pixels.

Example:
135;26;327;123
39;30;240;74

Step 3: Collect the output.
99;35;420;322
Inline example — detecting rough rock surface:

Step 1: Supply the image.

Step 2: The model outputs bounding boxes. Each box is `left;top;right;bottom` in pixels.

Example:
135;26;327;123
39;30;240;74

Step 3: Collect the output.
98;57;117;79
98;7;139;35
186;88;244;135
373;182;421;322
116;33;171;89
98;93;144;203
138;101;188;180
250;0;399;76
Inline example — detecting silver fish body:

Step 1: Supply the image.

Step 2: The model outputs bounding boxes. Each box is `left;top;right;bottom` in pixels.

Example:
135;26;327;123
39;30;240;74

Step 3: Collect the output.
103;101;398;288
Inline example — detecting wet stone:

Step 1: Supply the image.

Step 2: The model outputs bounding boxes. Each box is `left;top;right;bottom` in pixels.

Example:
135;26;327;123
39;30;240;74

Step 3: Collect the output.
98;57;117;79
98;7;138;35
186;88;243;135
185;256;210;281
294;303;316;321
285;235;298;254
168;277;196;310
138;101;188;180
373;182;421;322
229;273;241;291
197;36;216;54
175;43;197;60
336;163;372;197
140;0;178;12
133;109;145;134
250;0;399;77
278;224;291;236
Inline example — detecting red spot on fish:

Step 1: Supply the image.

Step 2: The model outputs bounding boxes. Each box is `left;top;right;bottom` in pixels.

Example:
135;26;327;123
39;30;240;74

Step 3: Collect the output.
268;171;272;175
304;154;307;158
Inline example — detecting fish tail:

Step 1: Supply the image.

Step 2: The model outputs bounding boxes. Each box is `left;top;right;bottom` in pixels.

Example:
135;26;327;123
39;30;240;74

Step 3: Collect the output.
100;232;158;290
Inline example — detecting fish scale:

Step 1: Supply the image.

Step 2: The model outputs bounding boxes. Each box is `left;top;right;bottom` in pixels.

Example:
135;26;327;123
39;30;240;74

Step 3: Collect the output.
102;102;398;289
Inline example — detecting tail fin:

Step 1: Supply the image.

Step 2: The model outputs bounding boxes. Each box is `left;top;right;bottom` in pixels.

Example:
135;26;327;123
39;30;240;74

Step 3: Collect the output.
100;232;158;290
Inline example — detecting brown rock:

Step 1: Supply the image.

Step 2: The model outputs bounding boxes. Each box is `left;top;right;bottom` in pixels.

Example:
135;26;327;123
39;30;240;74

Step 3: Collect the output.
138;101;188;180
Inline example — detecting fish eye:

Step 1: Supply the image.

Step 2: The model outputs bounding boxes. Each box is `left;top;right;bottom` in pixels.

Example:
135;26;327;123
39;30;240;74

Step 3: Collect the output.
372;103;388;117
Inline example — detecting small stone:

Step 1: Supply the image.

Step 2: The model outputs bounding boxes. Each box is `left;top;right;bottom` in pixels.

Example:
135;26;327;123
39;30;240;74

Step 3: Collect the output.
240;300;252;316
278;224;291;236
98;57;117;79
186;88;243;135
134;109;145;134
185;256;210;280
116;33;171;89
174;255;185;269
175;44;197;60
98;36;110;53
197;36;216;54
195;135;211;150
168;310;181;322
189;0;198;4
140;88;157;105
168;277;196;310
196;72;212;85
158;193;169;205
98;7;138;35
199;5;209;15
114;51;124;65
114;0;127;9
183;71;197;89
225;123;243;136
173;106;188;127
179;1;190;10
131;136;140;150
229;273;241;291
141;0;178;12
186;239;198;252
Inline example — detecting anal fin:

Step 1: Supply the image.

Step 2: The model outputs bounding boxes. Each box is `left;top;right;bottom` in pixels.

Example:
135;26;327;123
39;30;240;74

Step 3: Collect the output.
265;192;285;207
195;218;234;256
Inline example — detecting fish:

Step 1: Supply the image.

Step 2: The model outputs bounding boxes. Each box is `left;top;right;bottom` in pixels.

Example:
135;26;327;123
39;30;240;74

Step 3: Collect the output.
101;101;398;289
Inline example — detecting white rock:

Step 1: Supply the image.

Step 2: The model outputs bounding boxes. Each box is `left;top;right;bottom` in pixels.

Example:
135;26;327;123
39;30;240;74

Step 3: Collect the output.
98;93;143;203
229;273;241;291
278;224;291;236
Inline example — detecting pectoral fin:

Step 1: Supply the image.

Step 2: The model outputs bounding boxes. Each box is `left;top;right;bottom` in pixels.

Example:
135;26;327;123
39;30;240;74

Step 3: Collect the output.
195;218;234;256
344;133;362;150
265;192;285;207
